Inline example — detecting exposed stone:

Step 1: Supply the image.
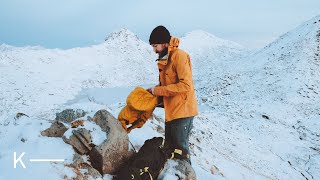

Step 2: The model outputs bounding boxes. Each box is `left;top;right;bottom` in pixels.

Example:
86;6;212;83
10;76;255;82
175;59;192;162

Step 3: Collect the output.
89;109;134;174
210;165;224;176
43;108;134;176
15;112;29;119
55;109;86;123
71;153;102;179
42;109;87;137
71;119;85;128
81;163;102;179
41;121;68;137
87;116;94;122
63;128;93;155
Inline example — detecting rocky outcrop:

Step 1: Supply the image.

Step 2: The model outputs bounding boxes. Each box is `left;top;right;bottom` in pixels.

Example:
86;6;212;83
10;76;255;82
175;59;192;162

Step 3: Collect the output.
41;121;68;137
41;108;134;177
89;109;133;174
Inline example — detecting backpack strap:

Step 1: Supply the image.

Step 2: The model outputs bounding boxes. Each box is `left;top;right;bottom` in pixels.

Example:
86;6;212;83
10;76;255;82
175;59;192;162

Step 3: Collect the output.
131;166;153;180
170;148;190;159
139;167;153;180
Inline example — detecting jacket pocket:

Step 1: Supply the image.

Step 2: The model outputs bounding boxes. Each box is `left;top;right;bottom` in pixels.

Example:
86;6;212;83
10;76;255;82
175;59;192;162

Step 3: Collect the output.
165;71;178;84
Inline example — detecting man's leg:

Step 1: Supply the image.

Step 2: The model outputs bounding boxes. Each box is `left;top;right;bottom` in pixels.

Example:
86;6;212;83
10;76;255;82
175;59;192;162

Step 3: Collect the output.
165;116;194;164
165;120;173;148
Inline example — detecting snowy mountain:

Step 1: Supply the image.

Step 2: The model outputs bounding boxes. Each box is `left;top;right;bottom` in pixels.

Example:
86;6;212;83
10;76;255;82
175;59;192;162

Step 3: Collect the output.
194;15;320;179
181;30;244;53
0;15;320;179
180;30;247;79
0;29;158;120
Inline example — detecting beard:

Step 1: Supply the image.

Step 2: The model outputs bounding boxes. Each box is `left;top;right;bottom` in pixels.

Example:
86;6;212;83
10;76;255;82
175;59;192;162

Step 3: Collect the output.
157;47;168;58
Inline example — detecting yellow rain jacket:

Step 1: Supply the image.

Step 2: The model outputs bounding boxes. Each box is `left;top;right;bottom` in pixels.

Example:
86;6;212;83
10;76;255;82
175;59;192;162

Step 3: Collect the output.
118;87;157;133
153;37;198;122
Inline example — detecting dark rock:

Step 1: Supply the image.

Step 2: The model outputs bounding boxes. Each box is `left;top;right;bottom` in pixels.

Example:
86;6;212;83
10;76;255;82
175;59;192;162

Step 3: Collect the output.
15;112;29;119
262;115;270;120
55;109;86;123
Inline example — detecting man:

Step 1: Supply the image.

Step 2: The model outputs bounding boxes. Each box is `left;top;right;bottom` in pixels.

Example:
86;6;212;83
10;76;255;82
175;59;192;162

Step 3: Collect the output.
147;25;198;164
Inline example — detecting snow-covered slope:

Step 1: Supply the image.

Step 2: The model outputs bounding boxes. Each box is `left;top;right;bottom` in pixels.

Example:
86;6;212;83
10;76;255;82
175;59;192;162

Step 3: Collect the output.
180;30;247;79
0;29;157;119
194;15;320;179
0;29;159;179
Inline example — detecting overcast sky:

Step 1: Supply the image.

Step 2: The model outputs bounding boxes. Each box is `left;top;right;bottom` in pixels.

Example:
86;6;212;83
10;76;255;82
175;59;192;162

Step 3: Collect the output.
0;0;319;49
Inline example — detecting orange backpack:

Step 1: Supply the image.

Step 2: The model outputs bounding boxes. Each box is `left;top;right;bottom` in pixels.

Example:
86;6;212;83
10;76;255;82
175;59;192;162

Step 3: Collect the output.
118;87;157;133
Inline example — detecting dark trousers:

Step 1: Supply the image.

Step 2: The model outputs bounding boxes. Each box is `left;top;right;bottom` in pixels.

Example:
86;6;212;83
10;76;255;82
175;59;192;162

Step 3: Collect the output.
165;116;194;164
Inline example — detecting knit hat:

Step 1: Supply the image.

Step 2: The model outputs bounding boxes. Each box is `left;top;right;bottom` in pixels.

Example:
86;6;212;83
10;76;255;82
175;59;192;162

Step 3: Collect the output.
149;26;171;45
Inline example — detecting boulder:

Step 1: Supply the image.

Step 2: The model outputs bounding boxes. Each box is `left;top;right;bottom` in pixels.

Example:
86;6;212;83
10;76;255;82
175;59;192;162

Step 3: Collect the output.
41;109;87;137
63;128;93;155
42;108;133;175
55;109;86;123
41;121;68;137
89;109;134;174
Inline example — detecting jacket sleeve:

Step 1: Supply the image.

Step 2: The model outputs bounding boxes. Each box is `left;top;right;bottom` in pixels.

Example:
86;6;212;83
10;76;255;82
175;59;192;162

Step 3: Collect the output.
153;52;192;97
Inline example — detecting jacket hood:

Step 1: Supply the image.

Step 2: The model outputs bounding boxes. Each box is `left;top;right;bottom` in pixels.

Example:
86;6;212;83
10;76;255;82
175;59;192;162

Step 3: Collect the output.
168;37;180;54
157;37;180;66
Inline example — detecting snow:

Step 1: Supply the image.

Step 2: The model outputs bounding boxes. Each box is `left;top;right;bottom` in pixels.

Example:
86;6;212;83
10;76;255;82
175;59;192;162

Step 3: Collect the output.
1;15;320;179
158;160;182;179
0;116;75;179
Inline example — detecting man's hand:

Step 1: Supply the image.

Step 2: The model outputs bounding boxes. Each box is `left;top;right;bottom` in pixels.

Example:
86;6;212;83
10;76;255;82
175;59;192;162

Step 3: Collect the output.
146;87;155;95
127;126;133;134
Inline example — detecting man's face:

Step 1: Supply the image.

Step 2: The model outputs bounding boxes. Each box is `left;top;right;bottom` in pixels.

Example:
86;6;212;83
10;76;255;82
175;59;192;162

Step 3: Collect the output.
151;44;168;54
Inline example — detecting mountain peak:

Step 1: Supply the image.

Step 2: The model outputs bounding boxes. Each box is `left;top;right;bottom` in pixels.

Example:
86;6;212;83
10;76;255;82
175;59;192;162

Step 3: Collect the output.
260;14;320;53
105;28;139;42
184;30;218;39
181;30;244;49
0;43;13;52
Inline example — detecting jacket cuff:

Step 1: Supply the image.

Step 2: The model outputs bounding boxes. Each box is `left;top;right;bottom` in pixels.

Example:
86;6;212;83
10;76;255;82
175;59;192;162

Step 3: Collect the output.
153;87;161;96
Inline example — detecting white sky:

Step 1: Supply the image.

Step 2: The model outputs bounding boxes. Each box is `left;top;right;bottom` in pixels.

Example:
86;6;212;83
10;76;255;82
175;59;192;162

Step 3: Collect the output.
0;0;319;49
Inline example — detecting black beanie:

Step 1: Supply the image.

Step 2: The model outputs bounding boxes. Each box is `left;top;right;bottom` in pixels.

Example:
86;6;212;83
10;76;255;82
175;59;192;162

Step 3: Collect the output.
149;25;171;45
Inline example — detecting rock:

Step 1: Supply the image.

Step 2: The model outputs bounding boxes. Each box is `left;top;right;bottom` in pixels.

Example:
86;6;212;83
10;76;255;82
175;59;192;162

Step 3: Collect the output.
67;153;102;179
44;109;133;175
158;159;197;180
87;116;94;122
55;109;86;123
63;128;93;155
71;119;85;128
14;112;30;125
41;121;68;137
210;165;224;176
262;114;270;120
72;153;86;166
41;109;87;138
15;112;29;119
41;109;87;137
89;109;133;174
80;163;103;179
